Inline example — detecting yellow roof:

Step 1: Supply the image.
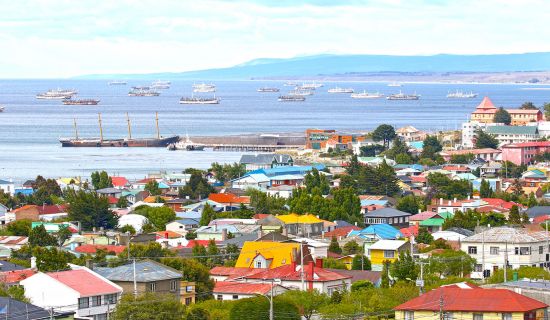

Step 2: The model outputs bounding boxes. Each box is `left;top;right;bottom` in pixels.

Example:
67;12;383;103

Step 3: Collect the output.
57;177;81;185
235;241;300;269
143;196;171;203
275;213;324;224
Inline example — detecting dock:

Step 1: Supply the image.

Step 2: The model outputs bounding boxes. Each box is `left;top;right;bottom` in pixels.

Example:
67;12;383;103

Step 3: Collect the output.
189;133;306;152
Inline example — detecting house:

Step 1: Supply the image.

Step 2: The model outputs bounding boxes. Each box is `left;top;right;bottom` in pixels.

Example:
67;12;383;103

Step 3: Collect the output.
275;213;325;237
21;267;123;320
418;212;453;232
287;238;330;259
367;240;409;270
364;208;411;228
486;125;540;146
470;96;544;125
479;161;502;177
117;213;149;233
323;226;362;239
488;279;550;307
208;193;250;208
111;176;129;189
427;197;480;214
0;236;28;250
95;259;196;305
235;241;303;269
0;269;37;286
305;129;366;150
394;284;547;320
166;219;200;235
526;206;550;220
396;126;427;142
460;227;550;279
74;244;127;256
348;224;403;242
0;179;15;196
239;153;294;171
0;297;72;319
502;141;550;165
195;224;260;241
439;148;501;163
213;281;288;301
96;187;123;198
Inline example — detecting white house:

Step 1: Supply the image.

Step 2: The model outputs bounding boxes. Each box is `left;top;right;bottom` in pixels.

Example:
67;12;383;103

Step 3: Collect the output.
0;179;15;196
117;214;149;233
213;281;288;301
231;174;270;190
21;267;123;319
166;219;200;235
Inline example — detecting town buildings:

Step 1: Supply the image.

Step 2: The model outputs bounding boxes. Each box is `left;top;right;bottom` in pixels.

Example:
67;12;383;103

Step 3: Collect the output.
501;141;550;165
470;96;544;125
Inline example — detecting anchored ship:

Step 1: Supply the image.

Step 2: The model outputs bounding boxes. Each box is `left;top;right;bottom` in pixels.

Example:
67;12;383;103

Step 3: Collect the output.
59;113;179;147
328;87;354;93
257;87;280;92
0;106;4;112
446;90;478;98
278;95;305;102
386;91;420;100
180;94;220;104
151;80;171;90
128;87;160;96
62;99;100;105
300;81;323;89
350;91;384;99
36;89;77;100
387;82;402;87
167;134;206;151
109;81;127;85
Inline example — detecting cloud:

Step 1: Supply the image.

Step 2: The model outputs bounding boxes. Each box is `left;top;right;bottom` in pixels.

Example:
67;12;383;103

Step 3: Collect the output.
0;0;549;78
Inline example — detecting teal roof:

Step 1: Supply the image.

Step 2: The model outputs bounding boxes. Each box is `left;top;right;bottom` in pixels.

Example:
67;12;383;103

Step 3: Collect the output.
455;173;477;181
486;126;538;135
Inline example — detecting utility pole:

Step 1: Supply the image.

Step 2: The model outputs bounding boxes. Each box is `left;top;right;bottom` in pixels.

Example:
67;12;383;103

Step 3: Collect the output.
269;280;274;320
481;227;486;282
546;220;549;270
300;241;305;291
504;241;508;282
439;289;444;320
133;258;138;297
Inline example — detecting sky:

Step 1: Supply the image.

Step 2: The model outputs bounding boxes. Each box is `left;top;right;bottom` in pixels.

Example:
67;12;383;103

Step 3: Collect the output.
1;0;550;78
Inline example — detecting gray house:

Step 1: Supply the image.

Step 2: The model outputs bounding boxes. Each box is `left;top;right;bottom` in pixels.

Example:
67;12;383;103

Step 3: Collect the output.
364;208;411;228
239;154;294;171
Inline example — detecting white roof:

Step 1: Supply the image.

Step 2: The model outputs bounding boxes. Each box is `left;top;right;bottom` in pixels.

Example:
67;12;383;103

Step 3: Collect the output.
290;238;330;248
130;201;165;209
369;240;407;250
431;230;467;242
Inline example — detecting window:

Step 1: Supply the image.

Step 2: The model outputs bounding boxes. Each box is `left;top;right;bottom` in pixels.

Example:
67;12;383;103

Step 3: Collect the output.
519;247;531;255
539;246;544;254
404;311;414;320
233;295;239;300
490;247;499;255
186;285;194;293
468;246;477;254
104;294;117;305
92;295;101;307
78;297;89;309
473;313;483;320
217;295;223;301
443;312;453;320
185;297;193;305
256;261;262;268
384;250;395;258
474;264;482;272
149;282;156;292
170;280;178;292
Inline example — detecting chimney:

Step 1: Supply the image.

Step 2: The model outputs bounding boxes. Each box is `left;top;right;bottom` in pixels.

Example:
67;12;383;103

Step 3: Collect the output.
453;197;457;203
165;232;169;239
448;200;451;205
30;257;37;270
418;209;421;214
86;259;94;270
307;261;315;290
222;229;228;241
439;198;443;205
468;195;471;200
315;258;323;269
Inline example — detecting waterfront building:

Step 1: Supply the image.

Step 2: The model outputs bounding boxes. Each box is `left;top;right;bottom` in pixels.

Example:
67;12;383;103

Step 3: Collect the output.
305;129;366;150
239;153;294;171
486;125;540;146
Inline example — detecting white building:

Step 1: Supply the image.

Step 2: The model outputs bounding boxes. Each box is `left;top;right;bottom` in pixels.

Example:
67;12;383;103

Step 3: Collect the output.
460;227;550;279
117;214;149;233
0;179;15;196
461;121;485;148
213;281;288;301
21;267;123;320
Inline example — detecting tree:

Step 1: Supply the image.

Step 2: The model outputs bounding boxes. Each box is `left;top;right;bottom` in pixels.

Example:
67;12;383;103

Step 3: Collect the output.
386;138;410;159
119;242;175;261
527;192;538;208
350;280;374;292
375;160;401;196
522;211;530;224
187;307;211;320
416;227;433;244
119;224;136;235
116;196;129;208
544;102;550;120
161;257;215;301
450;153;475;164
134;206;176;231
475;130;499;149
113;293;185;320
351;254;371;270
65;189;118;230
32;176;62;205
6;219;32;236
343;240;361;255
488;266;550;284
179;171;214;200
207;239;221;267
510;178;524;196
520;101;537;110
230;296;300;320
381;261;390;288
421;135;442;160
55;225;73;247
479;179;493;198
0;283;29;303
200;204;216;226
91;171;113;190
328;236;342;254
29;225;58;247
391;251;418;281
304;168;330;195
372;124;396;149
323;258;347;269
359;144;385;157
494;107;511;125
395;153;413;164
279;290;328;320
427;172;472;200
396;195;423;214
145;180;161;196
210;162;246;183
427;250;476;277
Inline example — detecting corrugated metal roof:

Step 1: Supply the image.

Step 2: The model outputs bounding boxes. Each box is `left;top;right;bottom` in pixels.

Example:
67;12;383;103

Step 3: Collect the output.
487;125;538;135
463;227;548;243
95;259;181;282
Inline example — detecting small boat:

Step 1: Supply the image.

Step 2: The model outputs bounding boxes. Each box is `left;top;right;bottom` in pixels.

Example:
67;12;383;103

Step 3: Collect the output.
328;87;354;93
301;81;323;89
278;95;305;102
192;83;216;89
350;91;384;99
386;91;420;100
36;89;77;100
151;80;171;90
257;87;280;92
283;81;297;87
109;81;127;85
167;134;206;151
62;99;100;105
288;89;313;96
388;82;402;87
193;87;216;93
128;87;160;97
179;95;220;104
446;90;478;98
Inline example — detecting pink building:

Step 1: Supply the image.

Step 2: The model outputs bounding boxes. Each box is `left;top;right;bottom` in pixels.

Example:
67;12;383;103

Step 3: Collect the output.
501;141;550;165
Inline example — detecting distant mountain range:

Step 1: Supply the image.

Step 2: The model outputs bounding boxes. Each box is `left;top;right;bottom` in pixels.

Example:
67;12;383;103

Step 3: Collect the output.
78;52;550;80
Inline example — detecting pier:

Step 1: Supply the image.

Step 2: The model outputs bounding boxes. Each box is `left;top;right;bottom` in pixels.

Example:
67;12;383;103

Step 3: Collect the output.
190;133;306;152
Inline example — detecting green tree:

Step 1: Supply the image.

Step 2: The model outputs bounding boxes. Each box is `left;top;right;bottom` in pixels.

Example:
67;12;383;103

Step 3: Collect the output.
0;283;29;303
65;189;118;230
508;205;521;224
323;258;347;269
328;236;342;254
375;160;401;196
116;196;129;208
207;239;221;267
421;135;442;160
134;206;176;231
343;240;361;255
510;178;524;196
416;227;433;244
381;261;390;288
230;296;300;320
55;225;73;247
527;192;538;208
544;102;550;120
359;144;385;157
28;225;58;247
450;153;475;164
395;153;413;164
427;250;476;278
479;179;493;198
372;124;397;149
91;171;113;190
427;172;472;200
119;224;136;235
522;211;530;224
200;204;216;226
494;107;511;125
6;219;32;236
279;290;328;320
391;251;418;281
187;307;211;320
520;101;537;110
119;242;175;261
179;171;214;200
113;293;185;320
304;168;330;195
475;130;499;149
210;162;246;183
386;138;410;159
161;257;215;301
246;189;287;214
488;266;550;284
350;280;374;292
33;176;62;205
145;180;161;196
396;195;423;214
351;254;371;270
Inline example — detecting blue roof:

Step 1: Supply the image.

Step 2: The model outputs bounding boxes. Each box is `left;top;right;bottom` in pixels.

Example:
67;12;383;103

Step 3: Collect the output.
173;218;200;225
359;224;403;239
14;188;34;196
245;164;326;178
360;199;388;206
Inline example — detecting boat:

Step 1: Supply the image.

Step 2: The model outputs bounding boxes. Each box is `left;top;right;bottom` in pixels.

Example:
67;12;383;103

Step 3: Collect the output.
128;87;160;96
283;81;297;87
151;80;171;90
109;80;127;85
179;94;220;104
388;82;402;87
288;89;313;96
446;90;478;98
301;81;324;89
350;91;384;99
167;134;206;151
386;91;420;100
36;89;77;100
152;80;171;85
193;87;216;93
192;83;216;90
257;87;280;92
278;95;306;102
328;87;354;93
0;106;4;112
62;99;100;105
60;113;179;147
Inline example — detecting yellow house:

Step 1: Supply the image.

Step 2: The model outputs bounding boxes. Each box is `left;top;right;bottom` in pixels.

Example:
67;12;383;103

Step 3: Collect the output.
395;284;547;320
235;241;301;269
368;239;408;267
275;213;326;237
336;255;354;270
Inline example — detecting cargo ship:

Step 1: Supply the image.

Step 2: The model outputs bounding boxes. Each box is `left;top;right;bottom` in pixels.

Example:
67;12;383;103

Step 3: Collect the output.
386;91;420;100
60;113;179;147
36;89;77;100
278;95;305;102
62;99;100;105
180;94;220;104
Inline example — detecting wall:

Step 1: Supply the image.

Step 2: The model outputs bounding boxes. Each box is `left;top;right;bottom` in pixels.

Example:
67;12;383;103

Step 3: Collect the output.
395;310;531;320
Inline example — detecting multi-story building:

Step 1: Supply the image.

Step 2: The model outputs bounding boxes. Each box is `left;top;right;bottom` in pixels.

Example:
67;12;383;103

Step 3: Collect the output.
460;227;550;279
486;125;540;146
471;96;544;125
501;141;550;165
363;208;411;228
440;148;501;162
305;129;366;150
396;126;427;142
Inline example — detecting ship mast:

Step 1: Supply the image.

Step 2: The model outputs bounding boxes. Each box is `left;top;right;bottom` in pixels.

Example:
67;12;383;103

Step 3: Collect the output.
155;112;160;139
73;118;79;140
98;113;104;142
126;112;132;139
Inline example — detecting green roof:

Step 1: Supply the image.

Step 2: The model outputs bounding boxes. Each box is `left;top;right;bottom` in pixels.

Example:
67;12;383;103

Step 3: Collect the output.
486;126;538;135
420;218;445;227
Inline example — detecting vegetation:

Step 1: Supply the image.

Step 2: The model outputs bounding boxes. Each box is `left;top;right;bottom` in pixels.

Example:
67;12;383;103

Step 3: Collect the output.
416;227;434;244
421;135;443;160
200;203;216;226
28;224;58;247
65;189;118;230
246;189;287;214
488;266;550;283
229;296;300;320
145;180;161;196
427;172;472;200
351;254;371;270
443;209;506;230
475;130;499;149
396;195;424;214
210;162;246;183
328;236;342;254
91;171;113;190
179;171;215;200
450;153;475;164
113;293;185;320
520;101;537;110
494;107;511;125
134;205;176;230
372;124;397;149
161;257;216;301
342;240;361;255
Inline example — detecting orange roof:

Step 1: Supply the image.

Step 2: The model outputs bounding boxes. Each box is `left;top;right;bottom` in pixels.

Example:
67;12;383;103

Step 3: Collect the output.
208;193;250;205
155;231;183;239
13;205;39;213
111;176;129;187
507;109;541;114
475;97;496;110
143;195;171;203
0;269;36;284
324;226;361;238
214;281;275;295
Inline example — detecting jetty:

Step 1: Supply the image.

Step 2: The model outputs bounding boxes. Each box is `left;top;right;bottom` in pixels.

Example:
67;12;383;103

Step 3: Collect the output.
189;133;305;152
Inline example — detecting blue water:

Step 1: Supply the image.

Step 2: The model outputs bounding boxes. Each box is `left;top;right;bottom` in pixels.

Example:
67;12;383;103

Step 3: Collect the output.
0;79;549;181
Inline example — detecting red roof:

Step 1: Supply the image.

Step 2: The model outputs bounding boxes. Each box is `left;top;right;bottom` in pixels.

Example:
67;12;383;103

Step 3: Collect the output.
75;244;126;255
395;286;547;312
0;269;36;284
482;198;522;210
155;231;183;239
324;226;361;238
111;176;129;188
410;176;427;183
253;213;271;220
503;141;550;148
244;263;350;282
37;204;68;215
208;193;250;205
214;281;274;295
533;215;550;224
475;97;497;110
107;196;119;204
185;240;214;248
400;224;419;237
46;269;121;296
442;165;470;172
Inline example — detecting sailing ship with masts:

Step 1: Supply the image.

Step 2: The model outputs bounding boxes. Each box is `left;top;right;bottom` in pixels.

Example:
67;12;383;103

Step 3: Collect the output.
59;113;179;147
